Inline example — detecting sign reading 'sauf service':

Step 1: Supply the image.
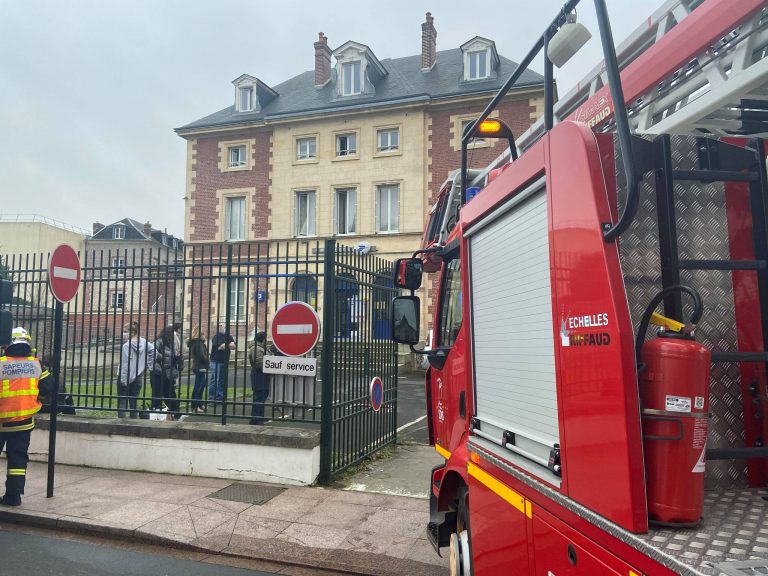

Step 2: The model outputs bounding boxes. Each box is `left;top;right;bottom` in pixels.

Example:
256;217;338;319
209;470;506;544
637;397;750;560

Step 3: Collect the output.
263;356;317;377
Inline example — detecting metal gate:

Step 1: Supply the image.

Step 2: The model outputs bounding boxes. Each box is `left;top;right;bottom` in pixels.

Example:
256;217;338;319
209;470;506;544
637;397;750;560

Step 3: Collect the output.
319;239;400;483
1;238;399;483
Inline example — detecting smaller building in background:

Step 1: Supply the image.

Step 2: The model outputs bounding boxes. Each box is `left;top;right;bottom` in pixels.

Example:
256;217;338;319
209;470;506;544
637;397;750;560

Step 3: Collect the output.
0;214;89;264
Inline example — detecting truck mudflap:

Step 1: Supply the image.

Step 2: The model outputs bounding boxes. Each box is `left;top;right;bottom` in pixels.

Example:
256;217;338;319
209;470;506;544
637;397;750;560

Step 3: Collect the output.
427;463;455;556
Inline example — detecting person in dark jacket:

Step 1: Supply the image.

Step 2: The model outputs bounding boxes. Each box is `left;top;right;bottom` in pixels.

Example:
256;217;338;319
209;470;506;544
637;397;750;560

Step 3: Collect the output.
186;325;210;413
38;354;76;416
208;324;235;403
151;326;180;418
248;331;270;425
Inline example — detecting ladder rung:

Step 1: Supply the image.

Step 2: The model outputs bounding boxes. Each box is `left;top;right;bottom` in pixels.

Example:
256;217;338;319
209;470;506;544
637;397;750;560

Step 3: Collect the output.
711;352;768;363
707;447;768;460
672;169;758;183
679;259;767;271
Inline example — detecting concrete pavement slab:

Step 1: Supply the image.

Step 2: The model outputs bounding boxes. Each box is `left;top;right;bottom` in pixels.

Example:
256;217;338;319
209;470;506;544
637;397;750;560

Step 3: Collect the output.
276;522;350;549
238;493;320;523
299;501;376;531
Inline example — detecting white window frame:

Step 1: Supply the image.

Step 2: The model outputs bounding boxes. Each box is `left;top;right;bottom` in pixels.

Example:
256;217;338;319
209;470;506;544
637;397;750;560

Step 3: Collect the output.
342;61;362;96
376;184;400;233
467;50;489;80
296;137;317;161
111;292;124;309
294;190;317;237
335;132;357;157
111;257;126;276
228;145;247;168
462;119;486;146
229;278;246;322
376;128;399;153
237;86;254;112
113;225;125;240
225;196;246;241
334;188;357;236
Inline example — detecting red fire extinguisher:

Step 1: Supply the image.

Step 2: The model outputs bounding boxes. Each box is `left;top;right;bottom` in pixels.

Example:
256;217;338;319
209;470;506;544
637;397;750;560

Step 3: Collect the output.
636;286;710;526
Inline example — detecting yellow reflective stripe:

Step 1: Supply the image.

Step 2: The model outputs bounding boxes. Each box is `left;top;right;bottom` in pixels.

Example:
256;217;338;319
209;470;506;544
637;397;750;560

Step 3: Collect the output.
40;370;51;379
7;469;25;476
1;390;39;397
0;378;38;398
0;422;35;432
0;406;40;419
525;500;533;519
468;461;526;515
435;443;451;460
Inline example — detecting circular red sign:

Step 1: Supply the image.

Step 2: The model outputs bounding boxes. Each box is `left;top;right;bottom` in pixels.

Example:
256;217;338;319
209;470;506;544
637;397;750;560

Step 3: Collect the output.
370;377;384;412
48;244;81;303
271;301;321;357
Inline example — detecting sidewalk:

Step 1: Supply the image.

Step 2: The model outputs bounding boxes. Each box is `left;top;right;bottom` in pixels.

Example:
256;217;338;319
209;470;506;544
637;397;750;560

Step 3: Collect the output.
0;445;449;576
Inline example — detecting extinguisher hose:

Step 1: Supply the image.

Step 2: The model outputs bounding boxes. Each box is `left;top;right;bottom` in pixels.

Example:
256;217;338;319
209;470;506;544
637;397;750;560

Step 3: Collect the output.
635;285;704;370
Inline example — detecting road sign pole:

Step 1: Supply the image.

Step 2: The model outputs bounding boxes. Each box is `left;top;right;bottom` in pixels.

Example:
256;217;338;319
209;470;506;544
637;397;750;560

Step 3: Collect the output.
46;301;63;498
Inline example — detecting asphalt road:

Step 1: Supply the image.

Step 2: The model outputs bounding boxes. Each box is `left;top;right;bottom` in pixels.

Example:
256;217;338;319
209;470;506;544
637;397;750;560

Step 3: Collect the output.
396;371;429;444
0;528;280;576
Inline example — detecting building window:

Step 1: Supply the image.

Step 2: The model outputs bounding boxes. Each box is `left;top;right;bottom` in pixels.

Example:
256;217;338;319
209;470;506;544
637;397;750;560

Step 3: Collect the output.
291;276;317;308
228;145;247;168
229;278;246;321
111;292;124;310
335;188;357;235
111;257;125;276
295;191;317;237
297;137;317;160
225;196;246;241
377;184;400;233
377;128;399;152
336;133;357;157
237;86;254;111
113;225;125;240
342;61;361;95
468;50;489;80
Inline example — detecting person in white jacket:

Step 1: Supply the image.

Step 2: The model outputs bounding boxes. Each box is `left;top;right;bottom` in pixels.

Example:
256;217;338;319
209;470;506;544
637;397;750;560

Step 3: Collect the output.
118;321;155;418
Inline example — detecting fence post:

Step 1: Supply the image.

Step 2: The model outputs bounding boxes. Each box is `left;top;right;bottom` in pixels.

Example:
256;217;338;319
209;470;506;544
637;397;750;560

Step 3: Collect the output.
221;243;233;425
319;239;336;484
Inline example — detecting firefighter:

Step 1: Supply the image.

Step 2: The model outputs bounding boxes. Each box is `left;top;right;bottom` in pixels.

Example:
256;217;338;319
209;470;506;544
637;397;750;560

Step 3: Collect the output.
0;326;50;506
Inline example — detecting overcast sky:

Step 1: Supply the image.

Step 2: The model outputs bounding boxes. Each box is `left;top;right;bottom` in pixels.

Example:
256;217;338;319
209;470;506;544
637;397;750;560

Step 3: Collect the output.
0;0;660;239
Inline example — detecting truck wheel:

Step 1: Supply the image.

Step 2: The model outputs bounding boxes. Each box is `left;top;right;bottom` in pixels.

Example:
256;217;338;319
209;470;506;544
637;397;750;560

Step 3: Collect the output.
449;487;472;576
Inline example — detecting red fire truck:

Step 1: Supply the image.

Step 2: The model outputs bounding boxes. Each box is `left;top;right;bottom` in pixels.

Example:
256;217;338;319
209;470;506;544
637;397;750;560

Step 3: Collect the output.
391;0;768;574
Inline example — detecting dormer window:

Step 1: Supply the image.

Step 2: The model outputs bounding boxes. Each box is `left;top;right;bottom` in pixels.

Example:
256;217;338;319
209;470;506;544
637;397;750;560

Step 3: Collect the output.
342;61;361;95
113;225;125;240
461;37;499;82
237;86;254;111
468;50;488;80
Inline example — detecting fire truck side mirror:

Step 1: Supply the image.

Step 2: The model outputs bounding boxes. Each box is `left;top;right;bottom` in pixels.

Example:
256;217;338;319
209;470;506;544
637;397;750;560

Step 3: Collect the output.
393;259;423;291
391;296;420;345
0;278;14;347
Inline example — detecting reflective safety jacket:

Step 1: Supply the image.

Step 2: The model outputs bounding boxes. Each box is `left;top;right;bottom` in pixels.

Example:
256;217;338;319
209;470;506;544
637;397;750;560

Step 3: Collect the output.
0;355;43;428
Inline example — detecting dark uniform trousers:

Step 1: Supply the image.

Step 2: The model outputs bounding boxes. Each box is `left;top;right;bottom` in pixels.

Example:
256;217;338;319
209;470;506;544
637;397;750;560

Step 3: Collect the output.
0;423;32;498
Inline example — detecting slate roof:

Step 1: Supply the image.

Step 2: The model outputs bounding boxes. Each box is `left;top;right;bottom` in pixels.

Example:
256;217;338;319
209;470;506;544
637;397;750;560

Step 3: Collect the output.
89;218;183;250
177;47;544;132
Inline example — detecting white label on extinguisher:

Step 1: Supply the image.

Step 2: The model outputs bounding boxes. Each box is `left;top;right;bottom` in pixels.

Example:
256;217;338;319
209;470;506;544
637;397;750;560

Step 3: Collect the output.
694;396;705;410
692;447;706;473
666;395;692;413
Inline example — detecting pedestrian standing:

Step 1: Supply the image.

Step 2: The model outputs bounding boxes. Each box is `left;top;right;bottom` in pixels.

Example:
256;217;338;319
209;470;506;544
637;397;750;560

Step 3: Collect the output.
248;331;270;425
208;324;235;404
186;325;209;413
0;327;51;506
118;321;155;419
151;326;180;419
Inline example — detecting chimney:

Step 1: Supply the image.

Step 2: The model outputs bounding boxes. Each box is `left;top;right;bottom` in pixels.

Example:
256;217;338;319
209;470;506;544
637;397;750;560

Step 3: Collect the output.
143;221;152;237
92;222;104;235
421;12;437;71
314;32;332;87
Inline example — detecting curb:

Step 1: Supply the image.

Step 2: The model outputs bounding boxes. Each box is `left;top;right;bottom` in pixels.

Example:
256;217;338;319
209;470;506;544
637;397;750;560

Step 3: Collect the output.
0;508;446;576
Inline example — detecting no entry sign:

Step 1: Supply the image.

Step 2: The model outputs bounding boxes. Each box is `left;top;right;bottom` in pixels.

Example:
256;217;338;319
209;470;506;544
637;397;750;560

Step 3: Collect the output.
271;301;320;357
48;244;81;303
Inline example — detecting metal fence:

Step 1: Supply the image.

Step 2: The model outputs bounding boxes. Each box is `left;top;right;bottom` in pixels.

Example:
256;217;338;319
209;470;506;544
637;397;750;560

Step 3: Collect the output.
1;239;399;481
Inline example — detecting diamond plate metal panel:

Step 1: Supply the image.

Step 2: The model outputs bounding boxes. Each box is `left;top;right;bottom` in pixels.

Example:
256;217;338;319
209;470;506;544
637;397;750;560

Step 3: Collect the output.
208;483;285;505
616;135;748;489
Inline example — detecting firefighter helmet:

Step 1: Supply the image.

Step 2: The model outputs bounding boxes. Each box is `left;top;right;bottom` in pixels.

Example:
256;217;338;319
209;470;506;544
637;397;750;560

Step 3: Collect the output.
11;326;31;345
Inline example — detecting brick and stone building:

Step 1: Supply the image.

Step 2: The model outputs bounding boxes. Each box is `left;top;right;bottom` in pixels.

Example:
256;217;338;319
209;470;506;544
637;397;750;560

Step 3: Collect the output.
175;13;545;334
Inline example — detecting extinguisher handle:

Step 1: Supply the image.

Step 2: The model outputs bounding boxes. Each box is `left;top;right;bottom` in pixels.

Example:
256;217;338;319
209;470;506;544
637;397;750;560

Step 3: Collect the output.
635;285;704;370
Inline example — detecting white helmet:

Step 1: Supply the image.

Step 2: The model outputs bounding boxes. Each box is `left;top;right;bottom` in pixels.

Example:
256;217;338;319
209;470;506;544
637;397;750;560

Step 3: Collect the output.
11;326;31;345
